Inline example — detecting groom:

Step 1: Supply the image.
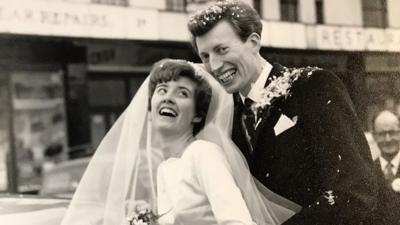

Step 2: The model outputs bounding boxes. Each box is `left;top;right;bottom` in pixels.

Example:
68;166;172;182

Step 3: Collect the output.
188;1;378;224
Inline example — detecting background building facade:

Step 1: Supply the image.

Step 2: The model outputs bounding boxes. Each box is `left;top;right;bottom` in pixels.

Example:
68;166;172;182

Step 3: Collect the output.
0;0;399;193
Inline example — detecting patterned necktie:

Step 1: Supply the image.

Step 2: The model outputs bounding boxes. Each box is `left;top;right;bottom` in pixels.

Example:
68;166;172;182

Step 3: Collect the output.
384;162;395;182
242;98;256;140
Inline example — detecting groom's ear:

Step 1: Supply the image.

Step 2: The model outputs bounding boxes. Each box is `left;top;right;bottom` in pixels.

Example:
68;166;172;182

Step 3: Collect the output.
247;32;261;53
192;117;202;123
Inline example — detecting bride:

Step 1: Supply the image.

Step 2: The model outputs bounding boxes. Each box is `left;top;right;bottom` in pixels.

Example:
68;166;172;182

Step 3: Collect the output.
61;59;300;225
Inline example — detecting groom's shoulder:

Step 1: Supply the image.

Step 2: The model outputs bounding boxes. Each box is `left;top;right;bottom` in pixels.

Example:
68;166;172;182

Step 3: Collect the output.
285;65;342;89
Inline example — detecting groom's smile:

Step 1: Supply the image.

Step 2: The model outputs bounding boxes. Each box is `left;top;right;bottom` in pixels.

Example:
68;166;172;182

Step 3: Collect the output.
216;69;237;85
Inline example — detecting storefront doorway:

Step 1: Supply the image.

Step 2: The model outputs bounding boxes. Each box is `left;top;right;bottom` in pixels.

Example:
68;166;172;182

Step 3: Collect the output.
88;71;147;149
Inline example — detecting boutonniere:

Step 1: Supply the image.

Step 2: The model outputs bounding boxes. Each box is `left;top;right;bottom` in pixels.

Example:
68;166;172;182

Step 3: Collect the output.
249;66;320;128
256;66;320;109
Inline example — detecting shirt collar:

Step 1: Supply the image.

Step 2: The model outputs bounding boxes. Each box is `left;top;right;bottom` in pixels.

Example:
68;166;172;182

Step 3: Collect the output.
240;61;273;102
379;150;400;173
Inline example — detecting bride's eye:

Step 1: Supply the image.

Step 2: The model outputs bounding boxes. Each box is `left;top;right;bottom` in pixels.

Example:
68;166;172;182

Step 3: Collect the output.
177;90;190;98
156;87;167;95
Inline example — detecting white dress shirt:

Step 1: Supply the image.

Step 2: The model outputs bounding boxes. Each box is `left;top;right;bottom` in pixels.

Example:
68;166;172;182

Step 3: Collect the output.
379;150;400;175
240;61;273;103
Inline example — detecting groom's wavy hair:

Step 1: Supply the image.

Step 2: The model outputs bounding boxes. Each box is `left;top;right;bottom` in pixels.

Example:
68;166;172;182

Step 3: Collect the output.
148;58;212;136
187;0;262;52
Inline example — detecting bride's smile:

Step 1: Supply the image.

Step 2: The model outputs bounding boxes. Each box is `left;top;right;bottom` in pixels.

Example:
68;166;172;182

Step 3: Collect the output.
150;77;200;137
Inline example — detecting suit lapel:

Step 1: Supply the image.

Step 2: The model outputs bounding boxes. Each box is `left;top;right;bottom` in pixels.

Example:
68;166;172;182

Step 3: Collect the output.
251;63;286;147
264;63;286;88
395;161;400;177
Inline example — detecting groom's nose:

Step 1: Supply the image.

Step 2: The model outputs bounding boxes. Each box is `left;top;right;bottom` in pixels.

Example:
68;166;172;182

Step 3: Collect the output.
209;54;223;73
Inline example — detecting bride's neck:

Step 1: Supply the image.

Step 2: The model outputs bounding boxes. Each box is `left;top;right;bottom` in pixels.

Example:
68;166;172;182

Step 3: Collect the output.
153;130;195;158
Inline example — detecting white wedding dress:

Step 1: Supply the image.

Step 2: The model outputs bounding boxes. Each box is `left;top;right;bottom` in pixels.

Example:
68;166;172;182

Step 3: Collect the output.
157;140;255;225
60;64;297;225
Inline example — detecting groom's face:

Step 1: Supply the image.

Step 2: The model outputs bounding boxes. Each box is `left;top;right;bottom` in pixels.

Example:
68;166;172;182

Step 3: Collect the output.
195;20;260;94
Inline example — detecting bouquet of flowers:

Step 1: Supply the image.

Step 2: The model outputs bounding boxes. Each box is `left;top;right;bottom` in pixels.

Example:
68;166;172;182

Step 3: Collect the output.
125;200;170;225
127;207;158;225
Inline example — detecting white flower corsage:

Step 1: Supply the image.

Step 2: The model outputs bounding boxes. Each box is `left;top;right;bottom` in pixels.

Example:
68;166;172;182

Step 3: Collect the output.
255;66;320;110
392;178;400;192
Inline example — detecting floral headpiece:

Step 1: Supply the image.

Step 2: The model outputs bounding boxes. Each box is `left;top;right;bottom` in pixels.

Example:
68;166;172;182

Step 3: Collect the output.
188;0;246;27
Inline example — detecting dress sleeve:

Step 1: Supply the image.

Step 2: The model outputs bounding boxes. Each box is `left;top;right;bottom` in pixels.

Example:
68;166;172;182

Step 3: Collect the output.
191;141;256;225
156;164;176;225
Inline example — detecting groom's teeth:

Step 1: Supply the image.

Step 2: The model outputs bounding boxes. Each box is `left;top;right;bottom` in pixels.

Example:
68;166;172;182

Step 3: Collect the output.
218;70;235;84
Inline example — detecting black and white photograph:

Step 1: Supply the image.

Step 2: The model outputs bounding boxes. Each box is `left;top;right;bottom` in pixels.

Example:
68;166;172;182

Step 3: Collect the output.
0;0;400;224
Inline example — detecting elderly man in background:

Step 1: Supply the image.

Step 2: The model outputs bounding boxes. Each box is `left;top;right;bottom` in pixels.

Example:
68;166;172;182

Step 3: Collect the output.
373;110;400;225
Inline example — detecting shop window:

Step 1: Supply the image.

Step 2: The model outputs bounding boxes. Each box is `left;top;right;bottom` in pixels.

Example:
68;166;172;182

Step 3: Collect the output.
365;73;400;130
166;0;187;12
0;76;10;191
253;0;262;15
280;0;299;22
88;80;126;107
315;0;324;24
129;77;147;99
11;72;68;193
362;0;387;28
88;74;146;149
90;114;106;149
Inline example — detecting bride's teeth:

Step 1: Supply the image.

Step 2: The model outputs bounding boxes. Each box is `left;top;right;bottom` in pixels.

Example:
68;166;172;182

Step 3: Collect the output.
160;108;177;117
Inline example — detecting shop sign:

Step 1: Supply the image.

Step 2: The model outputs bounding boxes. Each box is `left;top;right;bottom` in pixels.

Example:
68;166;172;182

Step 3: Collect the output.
0;0;159;40
315;25;400;52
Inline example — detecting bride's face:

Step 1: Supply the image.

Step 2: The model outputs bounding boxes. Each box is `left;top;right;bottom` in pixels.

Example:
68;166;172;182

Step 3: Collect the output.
150;76;200;136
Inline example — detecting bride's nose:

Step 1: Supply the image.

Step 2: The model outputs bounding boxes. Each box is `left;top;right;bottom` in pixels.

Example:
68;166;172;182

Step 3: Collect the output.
161;98;175;105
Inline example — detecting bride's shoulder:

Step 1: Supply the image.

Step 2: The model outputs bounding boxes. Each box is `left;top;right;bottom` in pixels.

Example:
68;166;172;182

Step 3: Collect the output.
184;140;224;159
191;139;222;150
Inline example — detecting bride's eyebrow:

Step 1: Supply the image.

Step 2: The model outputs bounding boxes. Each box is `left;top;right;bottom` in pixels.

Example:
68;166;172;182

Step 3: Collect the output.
177;86;192;92
156;83;168;88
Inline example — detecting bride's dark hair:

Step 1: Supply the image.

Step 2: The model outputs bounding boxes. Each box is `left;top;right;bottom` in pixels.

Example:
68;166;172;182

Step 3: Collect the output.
148;58;212;136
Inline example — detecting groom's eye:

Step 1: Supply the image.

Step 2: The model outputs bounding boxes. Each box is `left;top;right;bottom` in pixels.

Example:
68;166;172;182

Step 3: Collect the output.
216;46;228;55
200;53;209;63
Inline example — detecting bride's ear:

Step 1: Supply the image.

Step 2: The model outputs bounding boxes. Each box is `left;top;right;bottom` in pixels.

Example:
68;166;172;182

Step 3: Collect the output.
192;117;202;123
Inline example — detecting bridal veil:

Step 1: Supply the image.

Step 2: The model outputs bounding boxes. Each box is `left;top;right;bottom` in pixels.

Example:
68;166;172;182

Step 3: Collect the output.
60;61;299;225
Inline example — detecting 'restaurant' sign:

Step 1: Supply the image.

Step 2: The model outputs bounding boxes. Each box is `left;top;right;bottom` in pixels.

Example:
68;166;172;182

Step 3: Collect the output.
315;25;400;52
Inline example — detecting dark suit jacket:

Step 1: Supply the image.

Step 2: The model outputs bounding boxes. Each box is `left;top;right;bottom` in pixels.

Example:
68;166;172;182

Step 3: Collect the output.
232;63;379;225
373;159;400;225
